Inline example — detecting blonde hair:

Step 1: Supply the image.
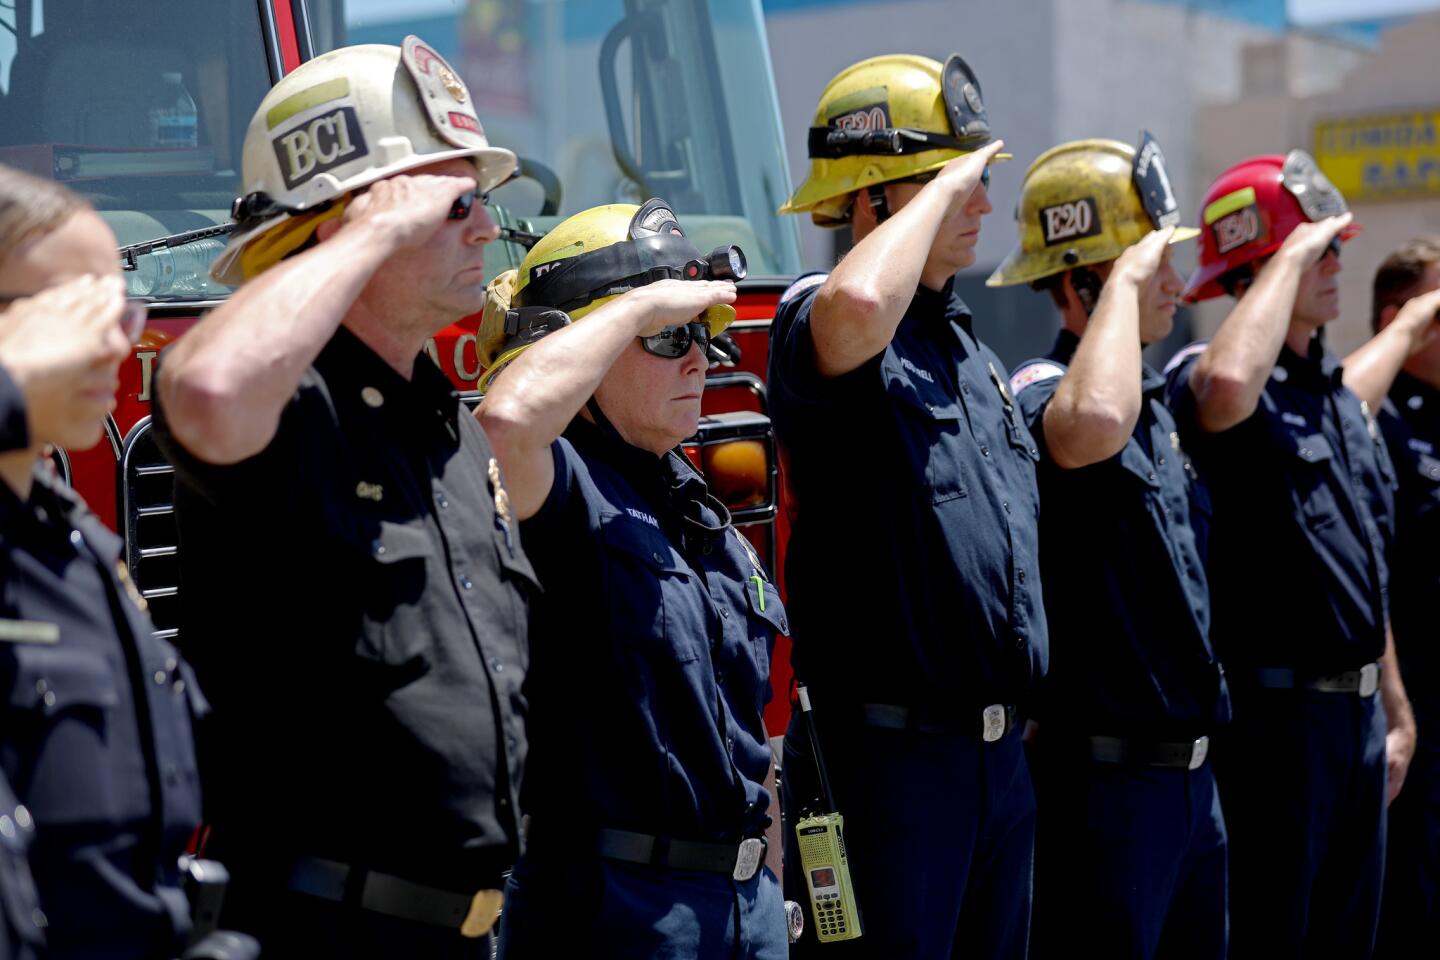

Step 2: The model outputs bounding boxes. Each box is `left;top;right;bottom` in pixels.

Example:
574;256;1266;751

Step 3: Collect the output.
0;164;85;266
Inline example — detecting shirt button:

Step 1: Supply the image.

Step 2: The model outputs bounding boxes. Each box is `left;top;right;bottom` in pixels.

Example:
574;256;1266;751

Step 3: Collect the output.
1158;456;1166;466
1013;636;1026;651
506;736;517;751
1002;500;1010;513
719;608;730;620
437;495;450;510
0;816;14;839
981;446;990;457
726;737;735;752
1017;570;1026;583
491;658;504;673
652;551;665;564
461;577;474;590
153;670;167;685
1148;471;1157;482
701;543;714;556
962;383;971;395
373;541;386;557
68;530;81;546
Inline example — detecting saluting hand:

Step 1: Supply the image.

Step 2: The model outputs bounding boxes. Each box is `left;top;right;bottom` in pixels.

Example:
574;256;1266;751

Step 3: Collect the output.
1388;285;1440;357
628;279;737;338
1110;225;1177;290
342;173;478;252
0;274;130;427
932;140;1005;214
1276;212;1353;267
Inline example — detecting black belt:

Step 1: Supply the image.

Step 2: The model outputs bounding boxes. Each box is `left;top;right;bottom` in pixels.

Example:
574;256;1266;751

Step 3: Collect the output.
1255;661;1381;697
1088;735;1211;770
861;702;1017;742
285;857;502;938
596;828;767;882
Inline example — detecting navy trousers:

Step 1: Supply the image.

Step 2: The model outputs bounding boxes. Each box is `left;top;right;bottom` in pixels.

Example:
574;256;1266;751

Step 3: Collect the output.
497;854;786;960
1218;689;1388;959
1029;741;1227;960
1376;713;1440;956
782;709;1036;959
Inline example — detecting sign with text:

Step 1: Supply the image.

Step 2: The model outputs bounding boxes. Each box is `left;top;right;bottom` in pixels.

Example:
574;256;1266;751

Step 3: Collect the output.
1314;110;1440;202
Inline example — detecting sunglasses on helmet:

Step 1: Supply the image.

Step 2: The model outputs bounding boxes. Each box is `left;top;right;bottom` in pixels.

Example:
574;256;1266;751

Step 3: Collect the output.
640;321;711;359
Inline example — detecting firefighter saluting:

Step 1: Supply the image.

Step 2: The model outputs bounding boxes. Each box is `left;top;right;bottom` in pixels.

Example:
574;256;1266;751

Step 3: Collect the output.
475;202;789;958
1165;153;1415;958
988;136;1229;958
153;39;532;958
769;54;1043;958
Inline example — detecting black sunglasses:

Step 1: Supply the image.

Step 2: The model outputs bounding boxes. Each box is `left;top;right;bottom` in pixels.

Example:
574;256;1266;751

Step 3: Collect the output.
900;166;990;190
448;188;493;221
640;321;711;359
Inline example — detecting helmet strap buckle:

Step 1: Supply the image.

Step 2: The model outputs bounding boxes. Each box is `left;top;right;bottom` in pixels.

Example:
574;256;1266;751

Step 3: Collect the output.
866;184;891;224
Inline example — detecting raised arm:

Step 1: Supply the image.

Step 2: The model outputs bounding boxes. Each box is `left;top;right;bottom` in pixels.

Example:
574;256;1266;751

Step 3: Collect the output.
157;174;475;465
1189;214;1352;433
1342;286;1440;411
1044;228;1173;469
0;274;128;451
809;141;1003;378
477;279;736;520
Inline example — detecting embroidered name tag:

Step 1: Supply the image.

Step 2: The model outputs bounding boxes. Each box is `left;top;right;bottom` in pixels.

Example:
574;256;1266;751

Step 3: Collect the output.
627;507;660;529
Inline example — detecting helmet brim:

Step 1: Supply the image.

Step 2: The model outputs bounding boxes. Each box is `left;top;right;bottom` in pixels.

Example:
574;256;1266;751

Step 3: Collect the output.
987;224;1199;289
211;144;517;286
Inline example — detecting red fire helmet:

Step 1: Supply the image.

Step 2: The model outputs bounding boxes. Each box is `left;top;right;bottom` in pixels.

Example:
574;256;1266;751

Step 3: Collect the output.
1182;150;1361;303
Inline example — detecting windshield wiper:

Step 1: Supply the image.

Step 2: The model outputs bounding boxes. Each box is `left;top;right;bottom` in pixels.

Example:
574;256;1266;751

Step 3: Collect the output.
119;222;236;272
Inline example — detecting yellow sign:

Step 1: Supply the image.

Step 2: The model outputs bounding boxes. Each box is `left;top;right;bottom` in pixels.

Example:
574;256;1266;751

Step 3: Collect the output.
1314;110;1440;202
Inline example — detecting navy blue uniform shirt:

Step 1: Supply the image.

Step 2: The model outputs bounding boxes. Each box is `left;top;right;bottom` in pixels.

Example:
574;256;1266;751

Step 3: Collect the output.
518;416;786;844
0;463;204;960
152;327;533;896
767;275;1046;708
1379;370;1440;724
1166;339;1394;675
1012;330;1228;738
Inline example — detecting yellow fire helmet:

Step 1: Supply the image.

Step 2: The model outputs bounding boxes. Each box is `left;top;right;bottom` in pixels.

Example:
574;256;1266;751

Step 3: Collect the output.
211;36;517;286
987;133;1199;288
476;198;742;392
781;53;1011;227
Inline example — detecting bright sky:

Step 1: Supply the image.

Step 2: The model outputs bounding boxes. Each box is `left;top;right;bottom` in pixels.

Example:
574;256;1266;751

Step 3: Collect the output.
340;0;1440;29
1290;0;1440;23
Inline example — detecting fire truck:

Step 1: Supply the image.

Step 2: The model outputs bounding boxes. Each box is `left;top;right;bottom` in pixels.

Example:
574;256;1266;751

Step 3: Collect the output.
0;0;802;731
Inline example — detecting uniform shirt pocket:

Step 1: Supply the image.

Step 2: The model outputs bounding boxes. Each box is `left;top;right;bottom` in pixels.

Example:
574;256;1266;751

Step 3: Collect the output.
350;520;437;675
4;644;127;824
598;514;701;663
882;362;969;503
1290;432;1341;528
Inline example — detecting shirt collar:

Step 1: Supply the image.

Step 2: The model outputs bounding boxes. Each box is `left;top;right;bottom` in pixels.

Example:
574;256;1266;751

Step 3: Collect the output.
316;326;461;434
1392;369;1440;418
901;275;974;338
1046;327;1165;394
0;462;87;542
565;415;724;534
1277;335;1344;389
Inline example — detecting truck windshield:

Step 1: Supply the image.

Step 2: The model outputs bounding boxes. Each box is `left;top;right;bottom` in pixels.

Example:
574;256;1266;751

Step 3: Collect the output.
311;0;802;280
0;0;274;299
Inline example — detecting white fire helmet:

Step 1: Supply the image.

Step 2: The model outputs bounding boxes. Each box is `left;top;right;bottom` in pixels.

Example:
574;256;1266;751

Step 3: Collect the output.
211;35;516;285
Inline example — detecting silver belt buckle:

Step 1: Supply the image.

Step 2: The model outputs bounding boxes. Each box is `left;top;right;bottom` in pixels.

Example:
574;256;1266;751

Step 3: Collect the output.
733;837;764;882
1188;736;1210;771
982;704;1007;743
1359;662;1380;698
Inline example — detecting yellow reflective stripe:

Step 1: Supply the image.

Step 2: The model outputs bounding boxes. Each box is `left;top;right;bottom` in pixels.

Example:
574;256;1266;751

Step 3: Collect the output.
266;78;351;130
1203;187;1257;225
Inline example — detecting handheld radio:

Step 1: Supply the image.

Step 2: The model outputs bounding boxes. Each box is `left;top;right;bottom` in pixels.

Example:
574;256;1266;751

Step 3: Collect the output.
793;683;862;943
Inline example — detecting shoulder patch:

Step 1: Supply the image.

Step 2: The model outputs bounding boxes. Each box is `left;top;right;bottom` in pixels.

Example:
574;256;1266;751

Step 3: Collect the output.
1009;361;1065;396
780;272;827;305
1162;340;1210;376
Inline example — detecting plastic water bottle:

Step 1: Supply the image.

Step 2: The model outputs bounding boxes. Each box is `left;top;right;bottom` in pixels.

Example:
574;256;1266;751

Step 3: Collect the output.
126;239;226;297
150;73;198;148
